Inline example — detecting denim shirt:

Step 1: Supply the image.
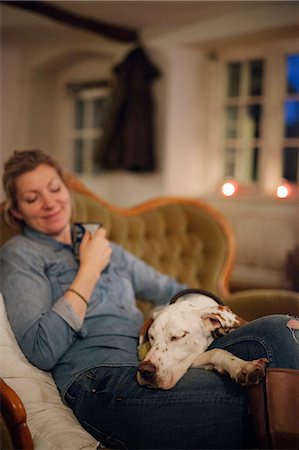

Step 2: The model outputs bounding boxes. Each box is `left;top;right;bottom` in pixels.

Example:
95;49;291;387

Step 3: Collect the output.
0;226;187;399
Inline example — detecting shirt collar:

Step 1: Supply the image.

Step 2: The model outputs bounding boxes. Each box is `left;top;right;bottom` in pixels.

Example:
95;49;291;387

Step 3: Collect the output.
23;226;71;250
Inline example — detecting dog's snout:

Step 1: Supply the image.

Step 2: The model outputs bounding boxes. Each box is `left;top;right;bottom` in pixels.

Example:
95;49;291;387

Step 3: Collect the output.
138;361;156;381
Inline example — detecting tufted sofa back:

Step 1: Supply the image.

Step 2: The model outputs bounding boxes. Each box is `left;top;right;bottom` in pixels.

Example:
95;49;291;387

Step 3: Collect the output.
0;175;235;298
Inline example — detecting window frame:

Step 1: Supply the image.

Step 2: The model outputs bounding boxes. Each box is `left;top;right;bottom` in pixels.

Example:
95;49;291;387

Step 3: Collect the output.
211;35;299;198
69;84;110;175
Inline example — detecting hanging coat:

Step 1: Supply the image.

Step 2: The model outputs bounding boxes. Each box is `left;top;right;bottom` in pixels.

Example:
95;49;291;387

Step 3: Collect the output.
94;46;161;172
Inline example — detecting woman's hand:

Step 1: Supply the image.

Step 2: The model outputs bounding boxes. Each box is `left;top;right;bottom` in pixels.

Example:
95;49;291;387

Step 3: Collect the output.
79;227;112;278
65;227;112;319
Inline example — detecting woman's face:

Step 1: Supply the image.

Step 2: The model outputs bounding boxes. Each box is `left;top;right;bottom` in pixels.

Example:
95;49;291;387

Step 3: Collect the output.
11;164;72;243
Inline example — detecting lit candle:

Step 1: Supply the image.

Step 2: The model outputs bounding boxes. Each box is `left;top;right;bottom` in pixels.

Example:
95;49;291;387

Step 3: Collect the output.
221;180;238;197
276;182;291;199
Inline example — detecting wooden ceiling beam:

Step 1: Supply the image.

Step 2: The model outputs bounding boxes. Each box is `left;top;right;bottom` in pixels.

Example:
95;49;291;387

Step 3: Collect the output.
3;1;139;43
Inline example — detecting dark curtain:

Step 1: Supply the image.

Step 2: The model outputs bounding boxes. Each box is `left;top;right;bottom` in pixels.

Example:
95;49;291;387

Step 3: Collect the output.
94;46;161;172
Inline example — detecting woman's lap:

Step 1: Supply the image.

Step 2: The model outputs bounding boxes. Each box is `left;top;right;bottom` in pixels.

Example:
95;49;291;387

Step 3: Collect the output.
67;366;253;449
66;314;299;449
209;314;299;369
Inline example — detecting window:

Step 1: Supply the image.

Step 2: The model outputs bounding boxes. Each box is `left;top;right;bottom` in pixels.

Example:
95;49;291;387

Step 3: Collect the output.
220;41;299;196
69;81;110;174
283;54;299;183
223;59;263;183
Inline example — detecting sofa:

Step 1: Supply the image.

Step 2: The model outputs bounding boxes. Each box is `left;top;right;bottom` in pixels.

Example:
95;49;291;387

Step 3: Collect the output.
1;174;299;450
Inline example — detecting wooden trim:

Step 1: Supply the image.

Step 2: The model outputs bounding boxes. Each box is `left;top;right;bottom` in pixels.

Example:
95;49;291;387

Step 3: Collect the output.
0;378;34;450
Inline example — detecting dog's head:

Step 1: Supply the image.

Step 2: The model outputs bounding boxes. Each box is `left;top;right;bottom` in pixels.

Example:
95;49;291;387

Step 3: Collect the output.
137;289;244;390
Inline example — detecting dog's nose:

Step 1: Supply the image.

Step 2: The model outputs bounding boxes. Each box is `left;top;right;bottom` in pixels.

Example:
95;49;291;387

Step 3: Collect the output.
138;361;156;382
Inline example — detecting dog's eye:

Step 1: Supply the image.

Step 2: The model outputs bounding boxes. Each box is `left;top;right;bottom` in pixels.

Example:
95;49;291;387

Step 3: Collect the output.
170;331;189;341
148;334;154;342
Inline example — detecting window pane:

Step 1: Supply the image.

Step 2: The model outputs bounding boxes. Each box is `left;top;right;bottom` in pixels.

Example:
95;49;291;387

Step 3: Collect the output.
74;100;84;129
251;147;259;181
283;147;298;182
225;106;239;138
286;54;299;95
93;97;109;128
227;63;241;97
249;60;263;96
240;146;259;183
224;147;237;177
73;139;83;173
245;104;262;139
284;100;299;138
84;100;93;128
92;138;101;173
223;59;264;187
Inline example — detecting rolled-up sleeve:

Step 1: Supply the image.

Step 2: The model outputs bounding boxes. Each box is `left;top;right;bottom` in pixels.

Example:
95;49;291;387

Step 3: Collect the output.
0;238;84;370
53;297;87;335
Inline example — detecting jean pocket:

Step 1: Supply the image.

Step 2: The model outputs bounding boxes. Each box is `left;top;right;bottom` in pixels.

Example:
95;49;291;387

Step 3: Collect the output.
79;367;112;394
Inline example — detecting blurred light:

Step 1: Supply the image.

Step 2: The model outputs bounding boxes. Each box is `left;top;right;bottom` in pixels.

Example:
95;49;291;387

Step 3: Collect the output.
221;180;238;197
276;181;292;199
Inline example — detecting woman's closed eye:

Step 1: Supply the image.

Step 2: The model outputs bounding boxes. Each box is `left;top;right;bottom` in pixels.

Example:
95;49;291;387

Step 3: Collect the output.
23;193;38;204
49;180;62;192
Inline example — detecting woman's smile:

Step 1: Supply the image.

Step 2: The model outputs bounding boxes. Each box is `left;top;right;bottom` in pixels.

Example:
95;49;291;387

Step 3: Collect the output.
11;164;72;243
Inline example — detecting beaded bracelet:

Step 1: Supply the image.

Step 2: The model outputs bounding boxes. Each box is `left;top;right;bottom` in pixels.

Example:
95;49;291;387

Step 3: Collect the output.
66;288;88;306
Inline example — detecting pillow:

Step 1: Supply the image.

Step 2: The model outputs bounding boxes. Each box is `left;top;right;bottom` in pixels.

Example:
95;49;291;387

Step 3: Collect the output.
0;293;99;450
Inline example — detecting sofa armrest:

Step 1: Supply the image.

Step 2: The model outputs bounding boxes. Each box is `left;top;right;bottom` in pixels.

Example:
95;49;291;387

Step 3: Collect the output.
224;289;299;321
0;378;33;450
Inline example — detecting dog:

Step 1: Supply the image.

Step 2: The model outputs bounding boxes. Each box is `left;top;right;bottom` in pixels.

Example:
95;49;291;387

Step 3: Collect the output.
137;289;268;390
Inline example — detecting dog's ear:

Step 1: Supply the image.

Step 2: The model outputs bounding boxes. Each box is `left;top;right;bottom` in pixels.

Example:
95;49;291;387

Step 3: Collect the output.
138;318;155;362
139;318;154;345
201;307;244;337
202;313;224;333
138;305;165;346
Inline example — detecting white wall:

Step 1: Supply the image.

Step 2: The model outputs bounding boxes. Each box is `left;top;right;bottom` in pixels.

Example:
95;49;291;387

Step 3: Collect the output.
161;47;205;196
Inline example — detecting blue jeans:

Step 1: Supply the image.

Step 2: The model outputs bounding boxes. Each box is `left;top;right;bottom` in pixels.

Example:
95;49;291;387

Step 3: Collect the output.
65;315;299;449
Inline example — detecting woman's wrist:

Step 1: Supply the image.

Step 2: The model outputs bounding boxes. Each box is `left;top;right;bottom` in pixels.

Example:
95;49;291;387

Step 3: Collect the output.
64;263;102;318
66;288;88;306
77;262;102;284
70;267;100;302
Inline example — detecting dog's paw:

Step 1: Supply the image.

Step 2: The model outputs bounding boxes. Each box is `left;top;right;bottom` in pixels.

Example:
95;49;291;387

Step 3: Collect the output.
236;358;268;385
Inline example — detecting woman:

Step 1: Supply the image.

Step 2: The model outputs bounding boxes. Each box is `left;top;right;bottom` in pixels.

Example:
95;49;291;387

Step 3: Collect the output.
1;149;298;449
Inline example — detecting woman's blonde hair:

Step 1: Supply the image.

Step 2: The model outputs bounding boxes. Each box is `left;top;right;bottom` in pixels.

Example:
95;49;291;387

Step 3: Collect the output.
2;149;65;227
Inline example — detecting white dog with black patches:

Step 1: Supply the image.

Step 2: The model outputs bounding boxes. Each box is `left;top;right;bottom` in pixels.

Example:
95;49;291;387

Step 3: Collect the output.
137;289;268;390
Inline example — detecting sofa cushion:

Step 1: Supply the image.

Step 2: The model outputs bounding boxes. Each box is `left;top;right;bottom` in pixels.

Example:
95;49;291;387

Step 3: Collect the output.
0;293;99;450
